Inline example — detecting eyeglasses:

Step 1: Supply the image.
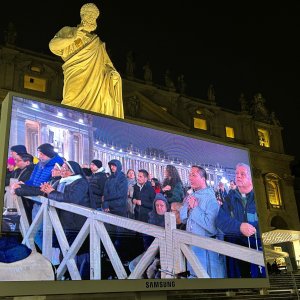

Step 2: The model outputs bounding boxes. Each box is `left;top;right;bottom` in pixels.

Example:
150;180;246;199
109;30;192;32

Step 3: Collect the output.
61;167;71;171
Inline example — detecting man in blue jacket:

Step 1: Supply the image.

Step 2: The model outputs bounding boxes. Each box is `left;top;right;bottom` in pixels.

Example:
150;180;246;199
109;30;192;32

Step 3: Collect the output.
12;144;64;221
216;163;265;278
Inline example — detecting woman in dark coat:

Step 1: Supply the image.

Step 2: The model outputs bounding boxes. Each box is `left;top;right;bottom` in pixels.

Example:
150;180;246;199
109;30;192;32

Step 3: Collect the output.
41;161;95;279
88;159;107;210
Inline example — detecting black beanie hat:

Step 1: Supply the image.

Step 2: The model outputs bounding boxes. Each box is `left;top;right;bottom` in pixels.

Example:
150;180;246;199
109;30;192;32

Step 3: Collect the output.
37;143;56;158
10;145;27;154
91;159;102;169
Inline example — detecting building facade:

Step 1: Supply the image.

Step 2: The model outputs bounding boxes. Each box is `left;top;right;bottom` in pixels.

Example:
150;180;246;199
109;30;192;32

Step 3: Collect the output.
1;44;299;268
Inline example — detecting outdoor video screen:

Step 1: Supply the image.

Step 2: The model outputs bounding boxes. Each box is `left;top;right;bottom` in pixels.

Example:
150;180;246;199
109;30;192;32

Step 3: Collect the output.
0;95;267;294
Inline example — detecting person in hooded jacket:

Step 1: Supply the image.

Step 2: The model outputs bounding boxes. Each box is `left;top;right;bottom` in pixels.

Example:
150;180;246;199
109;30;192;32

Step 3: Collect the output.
129;193;170;278
103;159;128;253
143;193;170;250
103;159;127;216
41;161;95;279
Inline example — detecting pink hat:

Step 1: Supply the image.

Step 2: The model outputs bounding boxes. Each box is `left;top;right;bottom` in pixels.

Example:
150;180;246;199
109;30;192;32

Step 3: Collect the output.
7;157;16;166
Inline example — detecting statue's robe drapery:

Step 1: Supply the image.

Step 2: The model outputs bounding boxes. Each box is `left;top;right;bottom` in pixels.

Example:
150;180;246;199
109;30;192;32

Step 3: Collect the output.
50;27;124;118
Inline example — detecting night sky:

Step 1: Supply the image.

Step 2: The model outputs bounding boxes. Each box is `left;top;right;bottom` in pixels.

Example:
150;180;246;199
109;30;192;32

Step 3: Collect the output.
1;1;299;163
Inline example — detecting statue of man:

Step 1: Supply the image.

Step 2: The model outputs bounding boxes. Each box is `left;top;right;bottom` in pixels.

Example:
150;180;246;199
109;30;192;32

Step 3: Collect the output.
126;50;135;77
207;84;216;102
143;62;152;82
239;93;248;112
49;3;124;118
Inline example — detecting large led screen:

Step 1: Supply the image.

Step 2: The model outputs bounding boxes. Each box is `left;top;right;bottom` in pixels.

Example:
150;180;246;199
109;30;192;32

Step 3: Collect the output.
0;93;267;296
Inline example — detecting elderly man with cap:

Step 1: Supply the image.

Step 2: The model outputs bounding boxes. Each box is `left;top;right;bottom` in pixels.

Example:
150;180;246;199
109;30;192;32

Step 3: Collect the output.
88;159;107;210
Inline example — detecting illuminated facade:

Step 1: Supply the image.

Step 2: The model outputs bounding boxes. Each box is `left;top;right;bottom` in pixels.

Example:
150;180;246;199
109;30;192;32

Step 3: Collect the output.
0;44;299;270
93;140;234;188
9;97;94;164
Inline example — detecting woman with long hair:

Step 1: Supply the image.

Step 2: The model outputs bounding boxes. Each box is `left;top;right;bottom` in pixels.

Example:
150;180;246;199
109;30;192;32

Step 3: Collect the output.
162;164;184;204
151;177;162;194
126;169;136;218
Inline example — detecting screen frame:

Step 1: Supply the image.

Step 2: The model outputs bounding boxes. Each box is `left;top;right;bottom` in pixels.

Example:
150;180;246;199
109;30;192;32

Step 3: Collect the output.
0;92;269;297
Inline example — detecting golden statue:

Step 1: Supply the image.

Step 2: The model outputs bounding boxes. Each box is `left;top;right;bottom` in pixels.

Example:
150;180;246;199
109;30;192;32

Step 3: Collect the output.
49;3;124;118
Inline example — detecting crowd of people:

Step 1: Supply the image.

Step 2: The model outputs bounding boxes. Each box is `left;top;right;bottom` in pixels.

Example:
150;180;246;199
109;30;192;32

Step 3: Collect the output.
4;143;265;279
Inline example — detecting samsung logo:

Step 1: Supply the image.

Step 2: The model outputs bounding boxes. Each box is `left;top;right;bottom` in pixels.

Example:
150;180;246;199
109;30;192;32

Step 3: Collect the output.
146;281;176;288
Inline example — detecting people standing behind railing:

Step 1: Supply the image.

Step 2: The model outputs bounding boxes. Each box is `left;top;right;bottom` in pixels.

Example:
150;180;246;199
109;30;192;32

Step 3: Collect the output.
145;193;170;279
180;165;225;278
41;161;96;279
132;169;156;223
161;165;184;204
88;159;107;210
11;143;64;224
126;169;136;219
216;163;265;278
129;193;169;278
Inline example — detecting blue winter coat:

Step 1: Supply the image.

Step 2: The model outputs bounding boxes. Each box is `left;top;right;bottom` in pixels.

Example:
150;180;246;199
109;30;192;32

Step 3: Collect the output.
26;155;64;187
103;159;127;216
216;189;260;245
180;187;225;278
216;188;264;278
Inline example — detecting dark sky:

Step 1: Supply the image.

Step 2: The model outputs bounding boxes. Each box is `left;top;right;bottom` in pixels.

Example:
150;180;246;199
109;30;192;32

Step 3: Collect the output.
1;1;299;162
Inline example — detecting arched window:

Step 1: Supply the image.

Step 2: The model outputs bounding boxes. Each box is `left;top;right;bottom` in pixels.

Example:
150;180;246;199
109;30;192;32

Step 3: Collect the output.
257;128;270;147
265;173;282;209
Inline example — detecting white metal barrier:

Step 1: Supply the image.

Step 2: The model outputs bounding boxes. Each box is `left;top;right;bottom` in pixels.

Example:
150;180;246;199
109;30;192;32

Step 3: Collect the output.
5;192;264;280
